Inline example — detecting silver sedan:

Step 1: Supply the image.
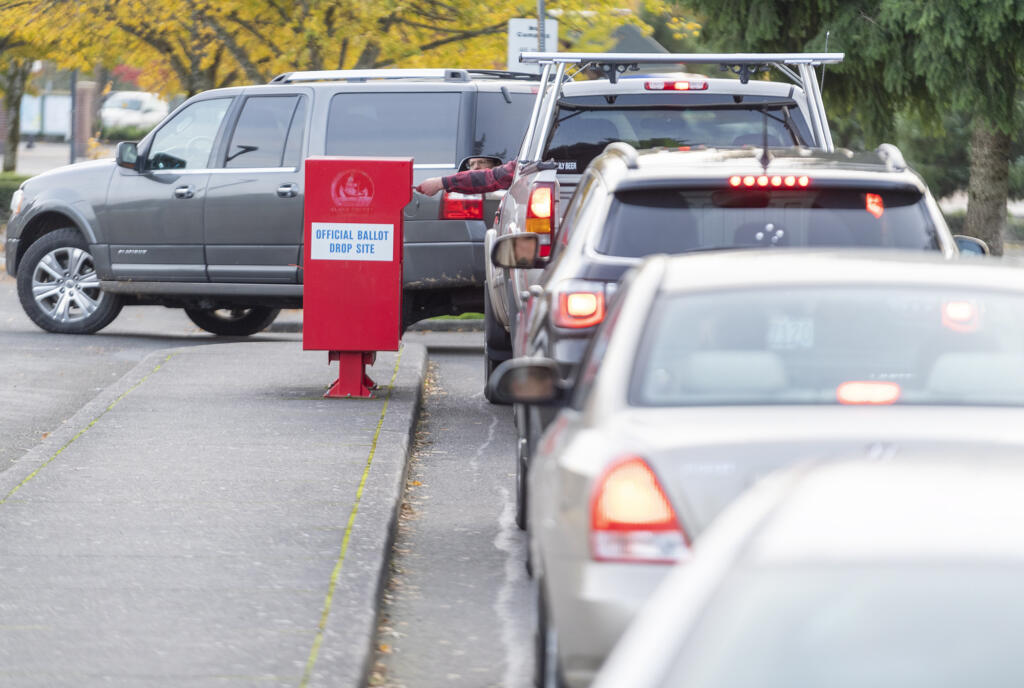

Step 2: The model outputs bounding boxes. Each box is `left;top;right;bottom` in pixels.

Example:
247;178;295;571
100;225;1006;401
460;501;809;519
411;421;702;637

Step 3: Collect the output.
490;250;1024;688
594;454;1024;688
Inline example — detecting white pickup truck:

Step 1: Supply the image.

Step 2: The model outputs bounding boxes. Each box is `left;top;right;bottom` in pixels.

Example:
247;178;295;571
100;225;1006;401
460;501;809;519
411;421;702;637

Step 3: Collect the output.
483;51;844;400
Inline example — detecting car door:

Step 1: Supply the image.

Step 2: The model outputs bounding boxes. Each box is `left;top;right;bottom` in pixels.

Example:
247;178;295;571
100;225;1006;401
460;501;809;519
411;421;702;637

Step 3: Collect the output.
202;91;308;283
101;96;233;281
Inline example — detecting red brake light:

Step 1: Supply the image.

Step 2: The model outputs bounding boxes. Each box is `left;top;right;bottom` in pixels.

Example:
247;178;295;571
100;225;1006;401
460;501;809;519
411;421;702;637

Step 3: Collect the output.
554;286;606;329
730;174;811;189
440;191;483;220
865;192;884;218
526;182;555;234
836;381;901;405
590;456;690;563
644;80;709;91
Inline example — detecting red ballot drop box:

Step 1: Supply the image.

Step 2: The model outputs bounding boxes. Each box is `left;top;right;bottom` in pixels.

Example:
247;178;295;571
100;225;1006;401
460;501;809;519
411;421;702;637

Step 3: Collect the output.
303;157;412;397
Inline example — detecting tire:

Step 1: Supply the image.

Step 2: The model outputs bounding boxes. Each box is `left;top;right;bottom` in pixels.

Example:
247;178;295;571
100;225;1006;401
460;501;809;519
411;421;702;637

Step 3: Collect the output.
483;282;512;404
16;228;124;334
534;579;564;688
185;306;280;336
516;437;529;532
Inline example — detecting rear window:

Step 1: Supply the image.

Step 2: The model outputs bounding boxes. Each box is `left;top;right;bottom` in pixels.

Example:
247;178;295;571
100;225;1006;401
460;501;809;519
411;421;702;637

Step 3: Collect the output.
326;92;460;164
545;94;812;172
474;91;535;160
596;187;939;257
632;286;1024;407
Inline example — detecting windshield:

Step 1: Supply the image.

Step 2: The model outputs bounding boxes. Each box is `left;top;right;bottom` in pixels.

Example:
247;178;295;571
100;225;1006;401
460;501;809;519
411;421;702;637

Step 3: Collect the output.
545;94;812;172
666;565;1024;688
632;286;1024;407
597;187;939;256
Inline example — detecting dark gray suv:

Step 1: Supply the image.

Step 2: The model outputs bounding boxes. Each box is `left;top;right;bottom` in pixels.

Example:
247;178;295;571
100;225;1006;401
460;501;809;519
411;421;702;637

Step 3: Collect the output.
5;68;537;334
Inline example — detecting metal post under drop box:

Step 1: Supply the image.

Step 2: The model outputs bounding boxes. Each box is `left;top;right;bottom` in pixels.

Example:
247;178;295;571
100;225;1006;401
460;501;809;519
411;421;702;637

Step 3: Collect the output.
303;156;412;398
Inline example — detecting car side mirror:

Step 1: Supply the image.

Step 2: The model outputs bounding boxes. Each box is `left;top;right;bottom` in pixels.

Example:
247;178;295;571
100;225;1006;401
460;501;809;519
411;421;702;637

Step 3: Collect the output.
492;233;545;269
488;358;568;405
458;155;503;172
116;141;139;170
954;235;990;256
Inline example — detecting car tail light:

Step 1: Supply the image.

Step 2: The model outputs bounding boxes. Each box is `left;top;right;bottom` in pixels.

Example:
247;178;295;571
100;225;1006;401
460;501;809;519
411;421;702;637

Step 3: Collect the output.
728;174;810;188
441;191;483;220
525;182;555;235
591;456;690;563
552;280;606;329
836;381;901;405
644;80;708;91
865;192;884;218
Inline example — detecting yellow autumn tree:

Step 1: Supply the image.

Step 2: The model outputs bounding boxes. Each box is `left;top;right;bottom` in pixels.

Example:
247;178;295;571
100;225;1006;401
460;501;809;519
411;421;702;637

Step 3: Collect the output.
18;0;673;96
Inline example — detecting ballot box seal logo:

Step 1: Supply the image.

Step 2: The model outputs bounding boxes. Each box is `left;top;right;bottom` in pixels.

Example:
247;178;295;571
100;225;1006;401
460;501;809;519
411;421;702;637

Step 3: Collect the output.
331;170;375;208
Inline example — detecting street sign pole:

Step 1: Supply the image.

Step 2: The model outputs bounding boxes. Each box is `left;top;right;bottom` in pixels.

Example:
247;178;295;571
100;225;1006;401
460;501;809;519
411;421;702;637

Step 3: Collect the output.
537;0;545;51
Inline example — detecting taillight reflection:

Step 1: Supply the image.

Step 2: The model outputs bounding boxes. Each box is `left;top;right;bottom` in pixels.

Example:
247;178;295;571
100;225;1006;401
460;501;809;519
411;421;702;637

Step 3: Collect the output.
590;456;690;564
836;381;901;405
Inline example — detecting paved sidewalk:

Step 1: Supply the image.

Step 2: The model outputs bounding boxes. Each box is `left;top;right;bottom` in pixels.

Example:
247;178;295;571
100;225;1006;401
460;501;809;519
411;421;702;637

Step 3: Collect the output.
0;340;427;687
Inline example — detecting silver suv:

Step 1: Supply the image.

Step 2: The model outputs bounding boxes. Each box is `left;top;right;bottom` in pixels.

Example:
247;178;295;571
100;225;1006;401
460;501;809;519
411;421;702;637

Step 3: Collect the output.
6;69;538;334
483;51;844;397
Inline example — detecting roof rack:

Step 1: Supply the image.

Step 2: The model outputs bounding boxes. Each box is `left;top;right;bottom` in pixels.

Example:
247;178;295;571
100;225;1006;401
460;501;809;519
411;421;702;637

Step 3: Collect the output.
269;68;540;84
518;51;844;158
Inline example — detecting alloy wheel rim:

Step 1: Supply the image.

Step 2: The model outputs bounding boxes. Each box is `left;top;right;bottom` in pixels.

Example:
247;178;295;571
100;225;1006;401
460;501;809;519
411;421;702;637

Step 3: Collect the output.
31;246;104;323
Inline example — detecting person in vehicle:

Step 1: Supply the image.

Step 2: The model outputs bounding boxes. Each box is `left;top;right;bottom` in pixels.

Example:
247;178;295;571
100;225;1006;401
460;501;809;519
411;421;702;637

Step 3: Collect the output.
416;158;516;196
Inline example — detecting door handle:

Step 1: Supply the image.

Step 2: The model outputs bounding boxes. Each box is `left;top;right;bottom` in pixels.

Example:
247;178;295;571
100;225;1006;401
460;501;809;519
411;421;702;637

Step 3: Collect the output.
174;185;194;199
277;183;298;198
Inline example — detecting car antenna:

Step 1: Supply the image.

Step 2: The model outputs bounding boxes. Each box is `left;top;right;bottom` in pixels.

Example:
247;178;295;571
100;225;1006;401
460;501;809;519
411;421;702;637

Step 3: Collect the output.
760;109;771;172
821;31;831;92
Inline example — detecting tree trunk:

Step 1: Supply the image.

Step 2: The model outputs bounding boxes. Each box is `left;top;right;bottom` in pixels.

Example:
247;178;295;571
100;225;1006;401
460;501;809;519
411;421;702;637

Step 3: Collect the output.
965;118;1011;256
2;59;31;173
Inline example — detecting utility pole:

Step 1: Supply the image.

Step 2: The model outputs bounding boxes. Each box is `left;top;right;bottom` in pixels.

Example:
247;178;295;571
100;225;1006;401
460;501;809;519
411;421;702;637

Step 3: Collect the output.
537;0;545;51
69;69;76;165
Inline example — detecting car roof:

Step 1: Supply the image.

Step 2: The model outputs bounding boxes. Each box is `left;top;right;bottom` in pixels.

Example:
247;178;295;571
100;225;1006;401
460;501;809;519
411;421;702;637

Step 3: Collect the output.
746;456;1024;563
650;250;1024;294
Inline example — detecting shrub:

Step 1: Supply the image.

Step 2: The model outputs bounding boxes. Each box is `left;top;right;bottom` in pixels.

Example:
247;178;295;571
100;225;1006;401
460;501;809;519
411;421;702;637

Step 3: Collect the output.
99;124;153;143
0;172;30;225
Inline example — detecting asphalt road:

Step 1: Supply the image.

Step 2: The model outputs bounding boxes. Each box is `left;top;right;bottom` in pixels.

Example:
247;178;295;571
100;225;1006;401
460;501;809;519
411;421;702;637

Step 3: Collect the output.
0;268;302;472
370;352;533;687
1;261;534;686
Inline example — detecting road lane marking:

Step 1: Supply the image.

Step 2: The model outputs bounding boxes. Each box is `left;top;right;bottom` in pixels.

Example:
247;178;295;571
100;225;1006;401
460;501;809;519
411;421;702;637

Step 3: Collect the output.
0;354;174;506
300;348;403;687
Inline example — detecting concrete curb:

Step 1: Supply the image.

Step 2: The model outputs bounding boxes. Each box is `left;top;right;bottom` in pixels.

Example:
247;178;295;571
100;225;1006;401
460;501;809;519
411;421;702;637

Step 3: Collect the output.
309;340;429;688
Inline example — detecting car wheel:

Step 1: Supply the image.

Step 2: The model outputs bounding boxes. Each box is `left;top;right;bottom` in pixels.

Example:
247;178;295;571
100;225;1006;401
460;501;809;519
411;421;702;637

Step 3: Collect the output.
184;306;280;336
534;579;564;688
483;282;512;404
16;228;124;334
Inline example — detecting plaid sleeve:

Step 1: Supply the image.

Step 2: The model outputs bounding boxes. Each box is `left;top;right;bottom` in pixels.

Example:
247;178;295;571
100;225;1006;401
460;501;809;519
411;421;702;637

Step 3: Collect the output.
442;160;517;193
